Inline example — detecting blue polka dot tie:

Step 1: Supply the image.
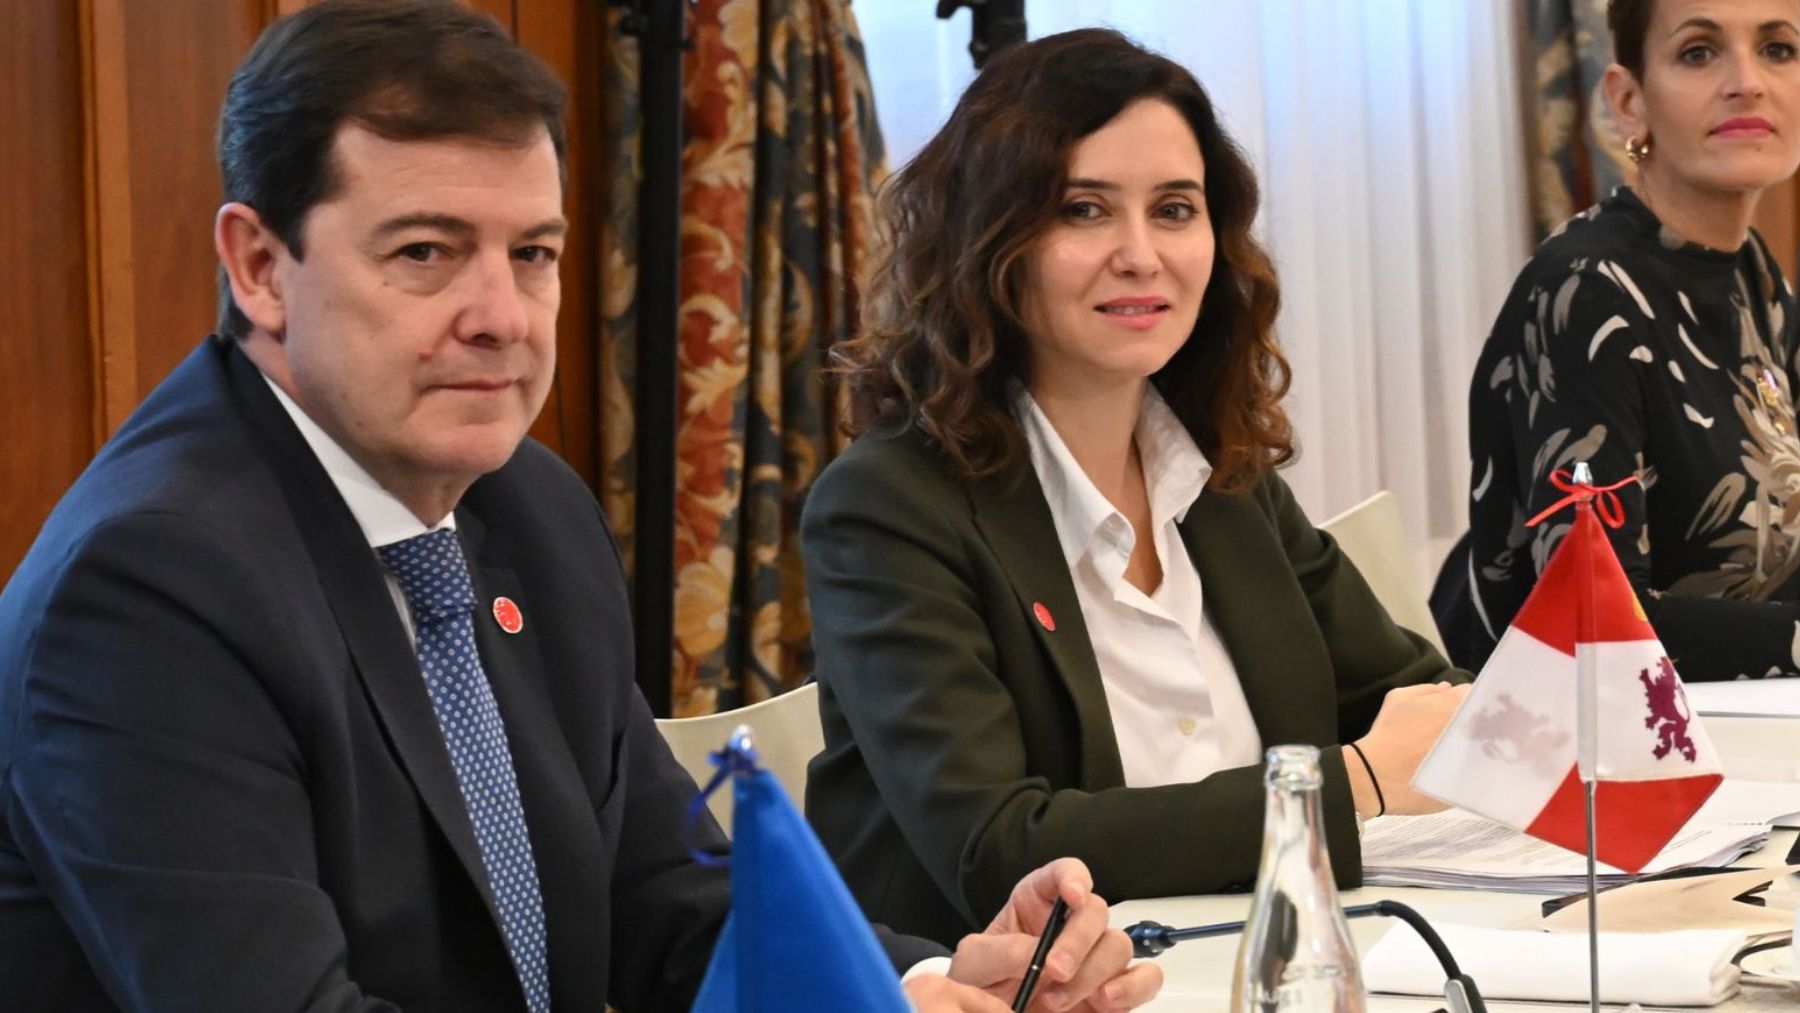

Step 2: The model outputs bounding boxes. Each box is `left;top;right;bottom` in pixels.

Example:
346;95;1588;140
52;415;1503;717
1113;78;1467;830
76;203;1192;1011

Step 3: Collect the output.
378;530;550;1013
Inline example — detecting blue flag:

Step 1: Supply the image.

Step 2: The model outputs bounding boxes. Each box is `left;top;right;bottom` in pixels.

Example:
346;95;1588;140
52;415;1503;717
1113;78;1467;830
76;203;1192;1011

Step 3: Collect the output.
690;736;910;1012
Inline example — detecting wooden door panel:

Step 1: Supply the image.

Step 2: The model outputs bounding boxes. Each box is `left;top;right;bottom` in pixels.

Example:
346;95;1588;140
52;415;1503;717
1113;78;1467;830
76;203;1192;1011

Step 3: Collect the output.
519;0;602;485
1;1;95;579
87;0;269;431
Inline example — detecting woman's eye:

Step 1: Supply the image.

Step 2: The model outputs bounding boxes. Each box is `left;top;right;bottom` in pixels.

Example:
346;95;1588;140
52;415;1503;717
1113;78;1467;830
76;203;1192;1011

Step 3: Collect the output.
1062;199;1103;221
1156;202;1198;222
1765;41;1797;62
1679;44;1714;66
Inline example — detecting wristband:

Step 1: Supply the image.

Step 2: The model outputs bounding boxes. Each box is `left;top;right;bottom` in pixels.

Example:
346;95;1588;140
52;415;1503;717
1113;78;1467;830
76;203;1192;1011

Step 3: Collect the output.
1347;740;1386;818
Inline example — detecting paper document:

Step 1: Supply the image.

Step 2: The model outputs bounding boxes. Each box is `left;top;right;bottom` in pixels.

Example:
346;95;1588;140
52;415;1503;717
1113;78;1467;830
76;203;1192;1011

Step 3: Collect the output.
1360;780;1800;893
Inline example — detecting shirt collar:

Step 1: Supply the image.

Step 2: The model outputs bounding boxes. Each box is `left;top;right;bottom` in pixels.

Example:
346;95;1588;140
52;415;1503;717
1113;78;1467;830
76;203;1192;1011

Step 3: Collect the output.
1015;386;1212;567
260;372;455;549
1137;389;1211;527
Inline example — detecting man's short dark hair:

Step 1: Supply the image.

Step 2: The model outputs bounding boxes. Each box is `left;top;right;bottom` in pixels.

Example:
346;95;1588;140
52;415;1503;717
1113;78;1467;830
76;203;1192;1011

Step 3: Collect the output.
216;0;569;339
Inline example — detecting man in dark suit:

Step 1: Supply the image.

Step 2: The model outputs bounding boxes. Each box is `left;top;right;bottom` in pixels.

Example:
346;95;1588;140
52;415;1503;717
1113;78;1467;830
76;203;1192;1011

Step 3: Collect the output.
0;2;1158;1010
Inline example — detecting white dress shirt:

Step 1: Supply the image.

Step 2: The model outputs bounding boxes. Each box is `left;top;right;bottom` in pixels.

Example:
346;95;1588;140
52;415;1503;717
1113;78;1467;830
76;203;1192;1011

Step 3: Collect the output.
262;373;450;642
1017;388;1262;788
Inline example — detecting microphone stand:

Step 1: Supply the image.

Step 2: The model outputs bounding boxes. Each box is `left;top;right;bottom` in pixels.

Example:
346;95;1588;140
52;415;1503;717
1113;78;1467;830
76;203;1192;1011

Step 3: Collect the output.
1125;899;1487;1013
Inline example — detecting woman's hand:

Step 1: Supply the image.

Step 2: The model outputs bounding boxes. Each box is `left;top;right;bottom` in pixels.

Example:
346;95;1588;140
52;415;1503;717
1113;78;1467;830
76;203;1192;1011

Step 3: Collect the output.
1345;682;1470;816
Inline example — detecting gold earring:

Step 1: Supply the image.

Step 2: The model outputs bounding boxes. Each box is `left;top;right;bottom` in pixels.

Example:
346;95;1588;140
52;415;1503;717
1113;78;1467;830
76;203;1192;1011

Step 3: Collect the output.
1625;135;1652;164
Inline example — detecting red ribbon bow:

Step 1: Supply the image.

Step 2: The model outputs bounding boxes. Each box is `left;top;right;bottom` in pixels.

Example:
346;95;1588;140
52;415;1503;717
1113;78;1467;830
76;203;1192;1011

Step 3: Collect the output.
1525;468;1639;529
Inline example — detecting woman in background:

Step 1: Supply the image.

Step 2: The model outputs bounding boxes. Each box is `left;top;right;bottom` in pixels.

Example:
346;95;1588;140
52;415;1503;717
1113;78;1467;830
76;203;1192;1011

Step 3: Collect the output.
801;28;1466;946
1467;0;1800;679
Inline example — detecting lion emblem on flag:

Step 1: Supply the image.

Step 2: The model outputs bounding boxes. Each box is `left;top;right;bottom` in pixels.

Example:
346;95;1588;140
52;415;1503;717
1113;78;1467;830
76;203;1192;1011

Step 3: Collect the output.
1639;657;1696;762
1467;694;1567;778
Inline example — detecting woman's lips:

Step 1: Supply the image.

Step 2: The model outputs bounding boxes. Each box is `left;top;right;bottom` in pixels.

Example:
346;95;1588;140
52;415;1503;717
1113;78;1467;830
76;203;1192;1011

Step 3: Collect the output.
1096;298;1170;330
1712;116;1775;138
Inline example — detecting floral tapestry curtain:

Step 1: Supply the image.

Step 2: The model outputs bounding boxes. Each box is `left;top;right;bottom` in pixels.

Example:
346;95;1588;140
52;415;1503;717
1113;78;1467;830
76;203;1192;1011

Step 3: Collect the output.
597;0;887;716
1525;0;1629;237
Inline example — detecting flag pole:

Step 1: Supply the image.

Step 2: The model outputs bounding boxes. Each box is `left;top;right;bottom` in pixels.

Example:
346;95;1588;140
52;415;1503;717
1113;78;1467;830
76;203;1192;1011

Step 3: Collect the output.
1585;783;1598;1011
1572;460;1600;1013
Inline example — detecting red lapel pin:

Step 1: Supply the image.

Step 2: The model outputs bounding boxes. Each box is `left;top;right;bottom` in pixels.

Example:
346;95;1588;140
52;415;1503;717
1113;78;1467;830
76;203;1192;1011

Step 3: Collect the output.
493;596;524;634
1032;602;1056;632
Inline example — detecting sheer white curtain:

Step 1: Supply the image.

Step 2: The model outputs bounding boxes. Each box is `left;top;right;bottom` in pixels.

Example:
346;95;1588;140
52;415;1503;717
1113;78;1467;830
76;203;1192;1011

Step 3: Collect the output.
857;0;1534;582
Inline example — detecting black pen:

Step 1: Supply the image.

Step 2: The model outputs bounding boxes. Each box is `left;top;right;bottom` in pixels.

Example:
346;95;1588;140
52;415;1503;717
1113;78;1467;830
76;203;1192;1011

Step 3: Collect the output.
1011;897;1072;1012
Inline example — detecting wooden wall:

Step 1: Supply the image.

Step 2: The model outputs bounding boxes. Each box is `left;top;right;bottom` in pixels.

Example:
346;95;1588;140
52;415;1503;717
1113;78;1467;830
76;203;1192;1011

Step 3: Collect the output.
3;0;92;582
2;0;605;580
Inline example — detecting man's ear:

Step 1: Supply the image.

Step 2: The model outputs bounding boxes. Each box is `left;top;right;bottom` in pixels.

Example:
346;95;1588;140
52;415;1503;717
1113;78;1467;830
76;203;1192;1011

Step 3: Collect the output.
214;202;289;338
1602;62;1648;150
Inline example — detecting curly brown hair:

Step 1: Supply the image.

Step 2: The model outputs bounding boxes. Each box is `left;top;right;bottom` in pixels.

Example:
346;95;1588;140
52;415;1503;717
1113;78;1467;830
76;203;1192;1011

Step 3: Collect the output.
835;28;1291;492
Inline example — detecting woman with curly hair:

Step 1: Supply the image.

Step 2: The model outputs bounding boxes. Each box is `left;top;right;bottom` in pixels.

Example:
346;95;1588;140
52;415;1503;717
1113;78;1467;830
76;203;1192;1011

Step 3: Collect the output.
1467;0;1800;679
801;27;1468;946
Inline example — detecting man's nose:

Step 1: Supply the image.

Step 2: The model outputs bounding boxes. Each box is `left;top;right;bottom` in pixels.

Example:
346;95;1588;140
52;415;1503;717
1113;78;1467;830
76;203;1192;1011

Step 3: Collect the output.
456;251;530;345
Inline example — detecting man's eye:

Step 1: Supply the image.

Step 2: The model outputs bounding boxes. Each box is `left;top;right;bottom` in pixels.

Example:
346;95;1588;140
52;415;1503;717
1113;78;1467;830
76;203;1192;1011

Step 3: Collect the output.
515;245;559;265
396;243;441;263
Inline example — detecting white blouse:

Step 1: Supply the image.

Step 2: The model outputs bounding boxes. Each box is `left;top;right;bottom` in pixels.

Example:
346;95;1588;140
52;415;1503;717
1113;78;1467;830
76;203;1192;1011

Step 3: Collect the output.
1016;388;1263;787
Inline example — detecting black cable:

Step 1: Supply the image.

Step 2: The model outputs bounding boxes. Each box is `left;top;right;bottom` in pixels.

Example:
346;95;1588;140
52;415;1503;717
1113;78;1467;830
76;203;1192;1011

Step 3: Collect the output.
1355;901;1460;978
1124;900;1487;1012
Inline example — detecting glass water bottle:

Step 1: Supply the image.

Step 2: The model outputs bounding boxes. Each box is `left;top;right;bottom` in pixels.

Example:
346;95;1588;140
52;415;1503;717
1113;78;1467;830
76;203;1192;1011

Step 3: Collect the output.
1229;744;1367;1012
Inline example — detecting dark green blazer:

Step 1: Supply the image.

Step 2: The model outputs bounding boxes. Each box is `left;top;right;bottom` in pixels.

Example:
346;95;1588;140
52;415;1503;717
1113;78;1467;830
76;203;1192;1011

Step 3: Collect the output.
801;426;1461;946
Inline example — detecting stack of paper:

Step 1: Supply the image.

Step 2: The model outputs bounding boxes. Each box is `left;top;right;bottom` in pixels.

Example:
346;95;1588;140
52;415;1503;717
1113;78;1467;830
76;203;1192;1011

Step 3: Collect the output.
1361;779;1800;894
1363;924;1748;1006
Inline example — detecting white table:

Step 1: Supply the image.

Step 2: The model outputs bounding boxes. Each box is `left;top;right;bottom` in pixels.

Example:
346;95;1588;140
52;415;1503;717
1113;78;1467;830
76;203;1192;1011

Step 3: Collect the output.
1111;712;1800;1011
1704;717;1800;783
1112;830;1797;1011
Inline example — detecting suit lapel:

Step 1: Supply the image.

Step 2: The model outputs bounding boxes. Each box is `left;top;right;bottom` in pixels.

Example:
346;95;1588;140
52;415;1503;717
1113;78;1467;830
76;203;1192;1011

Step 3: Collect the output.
1178;489;1334;747
965;460;1124;787
458;510;609;1004
224;344;501;921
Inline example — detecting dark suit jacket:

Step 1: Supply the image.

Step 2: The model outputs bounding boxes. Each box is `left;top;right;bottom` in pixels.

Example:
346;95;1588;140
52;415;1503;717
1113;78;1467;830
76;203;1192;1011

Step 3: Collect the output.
0;338;938;1010
802;427;1462;946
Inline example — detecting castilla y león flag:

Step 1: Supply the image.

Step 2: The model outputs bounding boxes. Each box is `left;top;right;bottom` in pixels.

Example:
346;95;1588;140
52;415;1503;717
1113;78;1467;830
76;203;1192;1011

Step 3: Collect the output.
1414;487;1722;874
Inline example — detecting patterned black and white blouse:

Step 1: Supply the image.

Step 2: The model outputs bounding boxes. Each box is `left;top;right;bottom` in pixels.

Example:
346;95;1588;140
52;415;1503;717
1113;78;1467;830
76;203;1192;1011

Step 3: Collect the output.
1468;187;1800;681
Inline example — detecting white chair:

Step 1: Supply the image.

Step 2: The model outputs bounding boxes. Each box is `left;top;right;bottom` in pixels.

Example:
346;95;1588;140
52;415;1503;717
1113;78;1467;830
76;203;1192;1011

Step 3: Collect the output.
654;682;824;836
1318;490;1449;658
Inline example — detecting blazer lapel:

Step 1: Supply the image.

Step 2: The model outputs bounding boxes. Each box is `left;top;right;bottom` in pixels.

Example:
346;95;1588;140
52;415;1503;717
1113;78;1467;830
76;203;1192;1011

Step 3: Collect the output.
458;510;609;1005
1178;489;1335;747
225;344;500;921
966;461;1124;787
